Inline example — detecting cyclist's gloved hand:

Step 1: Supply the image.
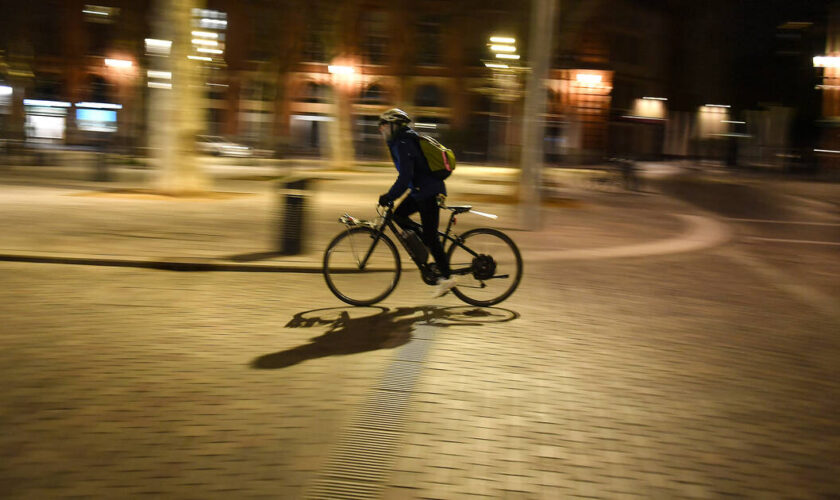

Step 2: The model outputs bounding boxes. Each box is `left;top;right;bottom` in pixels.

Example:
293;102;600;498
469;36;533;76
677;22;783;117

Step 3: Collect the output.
378;194;391;207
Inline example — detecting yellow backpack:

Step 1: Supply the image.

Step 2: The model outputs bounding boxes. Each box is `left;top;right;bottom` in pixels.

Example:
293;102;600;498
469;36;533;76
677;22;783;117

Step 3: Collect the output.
417;134;456;180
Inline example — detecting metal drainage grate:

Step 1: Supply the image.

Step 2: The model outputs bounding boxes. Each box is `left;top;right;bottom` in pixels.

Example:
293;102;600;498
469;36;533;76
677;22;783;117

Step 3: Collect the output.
305;325;437;499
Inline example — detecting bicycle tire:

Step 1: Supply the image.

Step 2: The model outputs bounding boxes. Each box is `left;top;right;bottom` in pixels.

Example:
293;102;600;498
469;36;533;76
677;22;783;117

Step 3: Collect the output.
447;228;522;307
323;227;401;306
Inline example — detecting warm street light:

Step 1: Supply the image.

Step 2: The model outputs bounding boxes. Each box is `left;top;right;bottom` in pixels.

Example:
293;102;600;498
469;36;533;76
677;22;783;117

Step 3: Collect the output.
813;55;840;68
496;54;520;60
484;63;509;69
328;65;355;75
490;36;516;44
576;73;602;84
105;58;132;68
643;96;668;101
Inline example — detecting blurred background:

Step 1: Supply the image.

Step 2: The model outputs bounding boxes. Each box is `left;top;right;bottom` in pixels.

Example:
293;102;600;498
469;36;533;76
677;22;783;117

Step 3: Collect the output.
0;0;835;177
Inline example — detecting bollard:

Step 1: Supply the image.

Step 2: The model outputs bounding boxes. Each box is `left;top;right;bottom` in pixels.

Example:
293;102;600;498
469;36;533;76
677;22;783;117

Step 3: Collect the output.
278;176;310;255
93;150;110;182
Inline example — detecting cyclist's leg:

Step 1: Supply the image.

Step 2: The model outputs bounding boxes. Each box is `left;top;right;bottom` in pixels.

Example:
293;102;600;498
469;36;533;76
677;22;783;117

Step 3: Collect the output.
417;195;450;278
393;196;422;233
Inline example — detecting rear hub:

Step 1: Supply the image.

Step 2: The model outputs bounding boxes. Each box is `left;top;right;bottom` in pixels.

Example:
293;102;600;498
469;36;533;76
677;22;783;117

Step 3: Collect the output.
472;254;496;280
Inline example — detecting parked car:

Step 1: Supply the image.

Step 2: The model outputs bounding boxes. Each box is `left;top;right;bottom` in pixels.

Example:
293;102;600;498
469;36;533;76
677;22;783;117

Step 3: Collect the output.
196;135;252;157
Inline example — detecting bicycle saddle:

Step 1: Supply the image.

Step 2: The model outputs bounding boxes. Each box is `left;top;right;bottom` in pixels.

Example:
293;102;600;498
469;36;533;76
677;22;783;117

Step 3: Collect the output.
446;205;472;214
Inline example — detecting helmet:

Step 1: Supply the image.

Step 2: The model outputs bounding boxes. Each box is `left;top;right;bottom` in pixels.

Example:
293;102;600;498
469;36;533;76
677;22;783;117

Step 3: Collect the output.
379;108;411;125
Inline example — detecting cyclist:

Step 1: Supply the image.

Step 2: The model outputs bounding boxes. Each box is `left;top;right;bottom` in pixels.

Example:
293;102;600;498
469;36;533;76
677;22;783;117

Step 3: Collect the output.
376;108;456;297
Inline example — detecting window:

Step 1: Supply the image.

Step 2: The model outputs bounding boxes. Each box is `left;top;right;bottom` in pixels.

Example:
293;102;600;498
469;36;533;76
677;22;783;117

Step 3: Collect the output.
414;84;444;108
302;12;329;62
611;33;641;66
415;16;442;66
88;75;110;102
87;22;111;56
298;82;329;103
362;10;389;65
359;84;386;104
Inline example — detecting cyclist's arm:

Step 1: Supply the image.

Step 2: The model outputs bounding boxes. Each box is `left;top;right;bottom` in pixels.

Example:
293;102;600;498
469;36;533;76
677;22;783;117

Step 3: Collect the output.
382;139;415;203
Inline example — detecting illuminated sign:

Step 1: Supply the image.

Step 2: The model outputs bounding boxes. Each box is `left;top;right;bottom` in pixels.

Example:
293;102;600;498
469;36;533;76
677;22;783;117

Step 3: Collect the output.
76;108;117;132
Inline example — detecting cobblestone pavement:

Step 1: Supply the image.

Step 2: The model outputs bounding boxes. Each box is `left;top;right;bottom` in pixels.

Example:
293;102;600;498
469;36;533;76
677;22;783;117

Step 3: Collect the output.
1;231;838;498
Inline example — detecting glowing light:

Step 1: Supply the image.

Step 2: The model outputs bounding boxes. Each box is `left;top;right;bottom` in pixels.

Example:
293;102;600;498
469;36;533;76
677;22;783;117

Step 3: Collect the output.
328;65;355;75
496;54;520;60
291;114;334;122
145;38;172;55
576;73;602;84
82;6;110;16
704;104;730;108
188;55;212;61
721;120;745;124
643;96;667;101
191;30;219;39
192;39;218;46
813;56;840;68
0;85;12;96
490;45;516;52
200;18;227;29
197;48;223;54
23;99;71;107
148;82;172;89
484;63;509;69
622;115;665;121
815;148;840;154
75;102;122;109
146;70;172;79
490;36;516;44
105;58;132;68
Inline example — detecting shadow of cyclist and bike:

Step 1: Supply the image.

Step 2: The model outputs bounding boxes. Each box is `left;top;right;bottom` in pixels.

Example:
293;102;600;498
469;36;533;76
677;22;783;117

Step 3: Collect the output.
251;305;519;369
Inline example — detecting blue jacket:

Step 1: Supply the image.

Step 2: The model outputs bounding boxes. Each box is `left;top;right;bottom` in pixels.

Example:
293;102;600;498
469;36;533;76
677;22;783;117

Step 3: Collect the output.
382;127;446;203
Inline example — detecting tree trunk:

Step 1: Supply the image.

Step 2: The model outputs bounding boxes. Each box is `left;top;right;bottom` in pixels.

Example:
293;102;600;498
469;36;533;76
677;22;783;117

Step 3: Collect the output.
150;0;210;195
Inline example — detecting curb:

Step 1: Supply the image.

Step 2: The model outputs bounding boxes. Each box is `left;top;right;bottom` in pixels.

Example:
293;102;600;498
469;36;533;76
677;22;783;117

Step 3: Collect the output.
0;213;732;272
0;252;325;273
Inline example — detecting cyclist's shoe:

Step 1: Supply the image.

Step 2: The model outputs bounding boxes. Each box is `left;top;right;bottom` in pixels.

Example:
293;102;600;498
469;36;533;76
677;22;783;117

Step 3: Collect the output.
432;277;457;298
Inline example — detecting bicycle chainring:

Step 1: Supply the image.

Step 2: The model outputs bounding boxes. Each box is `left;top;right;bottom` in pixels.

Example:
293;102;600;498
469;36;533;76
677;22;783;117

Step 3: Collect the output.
471;254;496;281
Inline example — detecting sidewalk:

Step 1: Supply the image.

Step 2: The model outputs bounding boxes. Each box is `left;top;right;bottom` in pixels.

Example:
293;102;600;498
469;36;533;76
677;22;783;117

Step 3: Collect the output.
0;163;729;271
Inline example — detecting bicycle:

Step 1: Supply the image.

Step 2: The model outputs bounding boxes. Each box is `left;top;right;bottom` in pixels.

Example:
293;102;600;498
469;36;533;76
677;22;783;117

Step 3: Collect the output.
322;199;523;307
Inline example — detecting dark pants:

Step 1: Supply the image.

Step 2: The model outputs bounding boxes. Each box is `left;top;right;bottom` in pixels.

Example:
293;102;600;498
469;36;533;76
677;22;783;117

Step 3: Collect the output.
394;195;450;278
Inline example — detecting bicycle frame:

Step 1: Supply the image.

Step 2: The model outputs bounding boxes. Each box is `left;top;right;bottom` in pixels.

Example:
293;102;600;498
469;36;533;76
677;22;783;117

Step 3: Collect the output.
355;205;484;280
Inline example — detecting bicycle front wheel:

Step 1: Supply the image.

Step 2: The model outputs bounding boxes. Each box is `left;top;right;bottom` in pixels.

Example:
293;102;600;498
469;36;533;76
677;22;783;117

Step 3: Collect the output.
323;227;401;306
447;228;522;307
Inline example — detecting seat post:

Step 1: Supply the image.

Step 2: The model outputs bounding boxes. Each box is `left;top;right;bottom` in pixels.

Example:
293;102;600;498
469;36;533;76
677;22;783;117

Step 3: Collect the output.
443;209;457;241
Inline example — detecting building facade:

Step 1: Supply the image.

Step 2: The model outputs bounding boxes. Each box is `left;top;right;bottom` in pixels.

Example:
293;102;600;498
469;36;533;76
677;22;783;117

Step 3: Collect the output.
0;0;716;166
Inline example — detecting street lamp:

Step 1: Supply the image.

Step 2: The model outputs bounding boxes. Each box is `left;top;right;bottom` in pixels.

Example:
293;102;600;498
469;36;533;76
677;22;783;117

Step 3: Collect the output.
104;58;132;69
813;55;840;68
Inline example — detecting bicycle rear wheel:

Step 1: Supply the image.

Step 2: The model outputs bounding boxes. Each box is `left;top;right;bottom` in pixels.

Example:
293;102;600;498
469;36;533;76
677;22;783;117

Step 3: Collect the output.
447;228;522;307
323;227;401;306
